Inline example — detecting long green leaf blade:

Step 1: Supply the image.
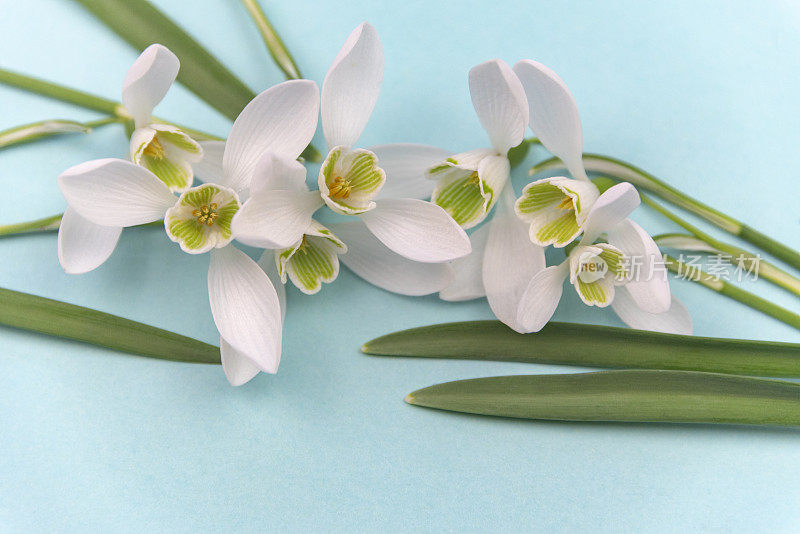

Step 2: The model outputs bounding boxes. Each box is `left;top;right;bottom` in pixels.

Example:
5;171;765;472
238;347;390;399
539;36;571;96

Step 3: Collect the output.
362;321;800;377
0;287;220;364
406;370;800;426
74;0;255;121
239;0;302;80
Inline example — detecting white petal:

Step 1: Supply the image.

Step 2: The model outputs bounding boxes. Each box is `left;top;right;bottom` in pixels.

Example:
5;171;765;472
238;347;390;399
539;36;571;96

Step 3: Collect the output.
57;207;122;274
331;222;455;296
208;247;282;373
612;287;693;335
516;263;569;333
370;143;451;200
321;22;384;148
233;190;323;249
439;224;489;301
193;141;226;184
220;338;261;386
58;158;176;226
478;154;511;195
121;44;179;128
468;59;528;155
580;182;640;244
359;198;471;263
482;186;546;332
607;218;670;314
257;251;286;322
250;152;308;195
513;60;587;181
222;79;319;191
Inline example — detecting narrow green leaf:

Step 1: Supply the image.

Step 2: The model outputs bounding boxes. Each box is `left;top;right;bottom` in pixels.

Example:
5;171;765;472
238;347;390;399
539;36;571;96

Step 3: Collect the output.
0;117;119;150
0;68;121;115
406;370;800;427
362;321;800;377
74;0;255;121
239;0;302;79
0;287;220;364
661;254;800;332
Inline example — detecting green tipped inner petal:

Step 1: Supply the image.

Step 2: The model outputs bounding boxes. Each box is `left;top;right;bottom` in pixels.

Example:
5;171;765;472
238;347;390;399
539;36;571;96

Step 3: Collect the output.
533;211;581;246
576;278;613;306
142;154;193;192
319;147;386;215
516;183;564;214
433;172;493;228
165;184;240;254
156;128;202;154
278;237;341;295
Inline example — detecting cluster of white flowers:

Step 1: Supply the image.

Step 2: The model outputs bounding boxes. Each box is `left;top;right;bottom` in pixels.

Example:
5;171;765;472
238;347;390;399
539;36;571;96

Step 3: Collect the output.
57;22;690;386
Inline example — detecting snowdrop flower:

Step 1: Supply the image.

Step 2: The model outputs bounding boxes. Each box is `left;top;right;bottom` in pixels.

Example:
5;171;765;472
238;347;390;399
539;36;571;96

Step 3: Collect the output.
316;22;469;264
58;44;213;275
511;60;600;247
236;152;346;294
123;44;203;192
57;79;320;386
423;59;529;229
230;22;470;298
516;182;692;334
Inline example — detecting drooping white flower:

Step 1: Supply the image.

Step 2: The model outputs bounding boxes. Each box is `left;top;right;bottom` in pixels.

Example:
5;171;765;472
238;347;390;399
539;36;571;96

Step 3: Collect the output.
315;23;470;264
229;22;471;298
511;60;602;247
57;79;320;386
123;44;202;192
57;44;216;275
515;182;692;334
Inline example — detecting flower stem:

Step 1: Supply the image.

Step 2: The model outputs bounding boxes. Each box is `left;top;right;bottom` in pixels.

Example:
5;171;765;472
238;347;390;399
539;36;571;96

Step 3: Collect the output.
663;253;800;332
0;116;121;150
0;215;163;239
239;0;302;80
532;153;800;271
0;68;120;114
0;214;62;237
640;194;800;299
0;67;222;142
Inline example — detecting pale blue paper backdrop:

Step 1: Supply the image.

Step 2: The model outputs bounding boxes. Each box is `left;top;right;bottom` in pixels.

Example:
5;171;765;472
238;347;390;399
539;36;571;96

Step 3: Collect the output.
1;0;800;531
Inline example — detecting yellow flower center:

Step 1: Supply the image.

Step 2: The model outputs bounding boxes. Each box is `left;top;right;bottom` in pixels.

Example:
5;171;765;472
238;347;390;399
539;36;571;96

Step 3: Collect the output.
328;176;352;199
557;196;574;210
143;135;165;159
192;203;219;226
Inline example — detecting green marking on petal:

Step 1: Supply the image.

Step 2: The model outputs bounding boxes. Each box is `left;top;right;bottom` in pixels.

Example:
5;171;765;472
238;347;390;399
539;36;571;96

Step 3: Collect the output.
156;128;202;154
597;244;626;277
142;154;193;192
278;235;341;295
516;182;564;214
165;183;241;254
319;147;385;214
576;278;611;306
534;211;581;246
433;172;493;228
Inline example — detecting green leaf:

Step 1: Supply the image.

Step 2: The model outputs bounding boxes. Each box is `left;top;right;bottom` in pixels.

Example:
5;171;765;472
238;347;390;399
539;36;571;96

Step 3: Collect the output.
0;287;220;364
0;68;121;115
74;0;255;122
362;321;800;377
405;370;800;427
239;0;302;80
0;117;119;150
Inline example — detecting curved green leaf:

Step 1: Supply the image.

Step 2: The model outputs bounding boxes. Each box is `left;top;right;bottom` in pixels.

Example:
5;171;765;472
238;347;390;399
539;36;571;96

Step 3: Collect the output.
0;287;220;364
406;370;800;427
363;321;800;377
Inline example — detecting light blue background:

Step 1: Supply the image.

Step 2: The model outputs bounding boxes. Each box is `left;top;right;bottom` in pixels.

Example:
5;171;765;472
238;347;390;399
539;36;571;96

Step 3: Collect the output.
1;0;800;531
